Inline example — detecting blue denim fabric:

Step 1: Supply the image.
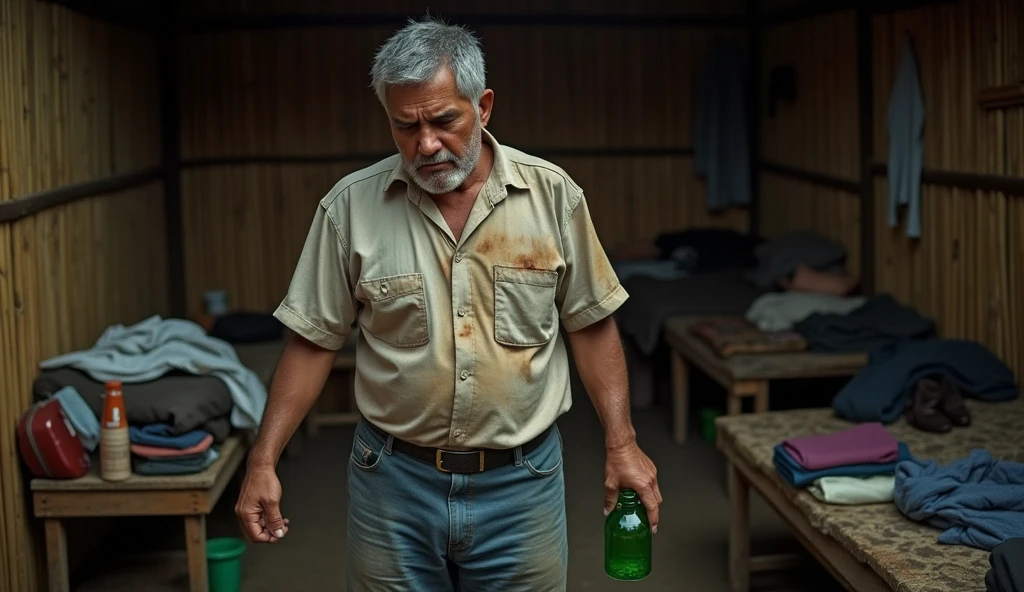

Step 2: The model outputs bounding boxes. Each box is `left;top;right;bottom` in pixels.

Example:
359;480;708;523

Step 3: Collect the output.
346;419;568;591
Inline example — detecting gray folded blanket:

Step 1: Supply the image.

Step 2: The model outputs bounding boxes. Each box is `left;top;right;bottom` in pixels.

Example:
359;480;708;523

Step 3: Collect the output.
33;368;232;442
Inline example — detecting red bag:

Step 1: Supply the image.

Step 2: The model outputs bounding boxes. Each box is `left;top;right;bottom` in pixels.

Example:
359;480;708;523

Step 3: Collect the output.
17;399;90;479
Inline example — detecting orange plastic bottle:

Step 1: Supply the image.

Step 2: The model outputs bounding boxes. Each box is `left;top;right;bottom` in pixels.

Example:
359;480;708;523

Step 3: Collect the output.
100;380;131;481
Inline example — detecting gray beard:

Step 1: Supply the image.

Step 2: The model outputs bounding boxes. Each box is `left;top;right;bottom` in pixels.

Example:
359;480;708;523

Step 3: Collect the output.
401;117;483;195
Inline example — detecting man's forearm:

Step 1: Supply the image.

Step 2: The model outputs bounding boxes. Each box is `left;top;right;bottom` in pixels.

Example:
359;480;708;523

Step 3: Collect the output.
248;333;338;469
567;316;636;450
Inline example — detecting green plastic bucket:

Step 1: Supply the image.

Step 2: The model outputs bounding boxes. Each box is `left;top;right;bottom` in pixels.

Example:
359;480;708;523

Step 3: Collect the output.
207;537;246;592
699;407;723;442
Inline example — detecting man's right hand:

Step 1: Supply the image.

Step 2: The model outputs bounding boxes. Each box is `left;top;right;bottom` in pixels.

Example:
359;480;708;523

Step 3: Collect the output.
235;466;289;543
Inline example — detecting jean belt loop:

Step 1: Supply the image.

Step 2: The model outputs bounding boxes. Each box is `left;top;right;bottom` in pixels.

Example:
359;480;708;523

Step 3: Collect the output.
513;445;523;467
384;434;395;455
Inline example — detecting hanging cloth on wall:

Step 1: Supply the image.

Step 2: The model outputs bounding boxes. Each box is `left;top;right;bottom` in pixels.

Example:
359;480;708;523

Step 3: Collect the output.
887;34;925;239
693;42;751;212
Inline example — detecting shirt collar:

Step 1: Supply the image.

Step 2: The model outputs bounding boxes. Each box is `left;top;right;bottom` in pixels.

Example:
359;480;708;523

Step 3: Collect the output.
383;127;530;202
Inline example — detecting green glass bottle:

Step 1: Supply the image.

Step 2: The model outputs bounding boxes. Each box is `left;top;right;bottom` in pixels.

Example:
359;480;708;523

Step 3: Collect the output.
604;488;652;581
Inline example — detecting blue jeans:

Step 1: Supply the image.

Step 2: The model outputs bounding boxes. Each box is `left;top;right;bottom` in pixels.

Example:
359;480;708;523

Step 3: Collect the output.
346;419;568;591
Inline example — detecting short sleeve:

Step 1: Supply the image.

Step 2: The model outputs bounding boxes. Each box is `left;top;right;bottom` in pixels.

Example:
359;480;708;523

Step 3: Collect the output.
556;193;629;332
273;202;356;350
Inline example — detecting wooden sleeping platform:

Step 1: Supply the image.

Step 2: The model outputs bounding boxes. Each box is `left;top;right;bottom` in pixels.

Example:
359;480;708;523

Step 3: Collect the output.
664;315;868;444
715;399;1024;591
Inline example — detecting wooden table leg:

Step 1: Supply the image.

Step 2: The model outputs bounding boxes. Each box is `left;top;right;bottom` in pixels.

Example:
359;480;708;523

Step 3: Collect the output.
45;519;69;592
671;350;689;444
727;390;743;415
753;382;769;413
728;462;751;592
185;515;209;592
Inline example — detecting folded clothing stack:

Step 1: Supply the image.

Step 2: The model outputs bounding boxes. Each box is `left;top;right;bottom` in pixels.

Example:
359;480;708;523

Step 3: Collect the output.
130;424;220;476
773;422;912;504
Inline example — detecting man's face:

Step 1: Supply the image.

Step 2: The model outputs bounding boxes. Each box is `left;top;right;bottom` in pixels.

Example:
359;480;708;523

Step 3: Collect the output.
385;66;493;194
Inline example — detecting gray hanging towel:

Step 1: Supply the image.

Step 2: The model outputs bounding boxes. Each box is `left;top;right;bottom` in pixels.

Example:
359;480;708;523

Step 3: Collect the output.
693;42;751;211
887;34;925;238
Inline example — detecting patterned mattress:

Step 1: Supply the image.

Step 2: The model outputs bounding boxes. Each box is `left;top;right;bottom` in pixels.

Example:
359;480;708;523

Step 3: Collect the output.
716;398;1024;592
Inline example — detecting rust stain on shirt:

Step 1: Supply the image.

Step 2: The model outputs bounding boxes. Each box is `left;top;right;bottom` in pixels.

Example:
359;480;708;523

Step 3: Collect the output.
477;232;559;271
458;323;473;338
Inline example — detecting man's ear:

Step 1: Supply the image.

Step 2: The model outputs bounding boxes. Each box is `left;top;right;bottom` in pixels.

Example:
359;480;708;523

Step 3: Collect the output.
477;89;494;127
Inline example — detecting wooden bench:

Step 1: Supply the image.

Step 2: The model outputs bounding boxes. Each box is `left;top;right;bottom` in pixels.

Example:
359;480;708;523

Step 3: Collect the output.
663;315;868;444
715;399;1024;592
31;435;249;592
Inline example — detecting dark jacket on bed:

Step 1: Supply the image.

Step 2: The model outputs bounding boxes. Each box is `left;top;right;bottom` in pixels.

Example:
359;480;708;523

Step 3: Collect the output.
793;293;935;352
832;339;1019;423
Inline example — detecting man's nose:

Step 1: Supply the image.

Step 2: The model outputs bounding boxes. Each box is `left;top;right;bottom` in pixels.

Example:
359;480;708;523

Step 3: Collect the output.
418;129;442;155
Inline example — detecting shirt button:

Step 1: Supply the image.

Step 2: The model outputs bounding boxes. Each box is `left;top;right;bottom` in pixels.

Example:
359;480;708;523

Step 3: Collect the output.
460;370;470;381
454;429;465;439
379;282;388;295
454;253;463;263
457;307;466;317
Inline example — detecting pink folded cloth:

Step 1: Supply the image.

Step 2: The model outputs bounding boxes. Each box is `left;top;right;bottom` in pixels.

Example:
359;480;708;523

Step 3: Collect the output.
131;434;214;458
781;422;899;470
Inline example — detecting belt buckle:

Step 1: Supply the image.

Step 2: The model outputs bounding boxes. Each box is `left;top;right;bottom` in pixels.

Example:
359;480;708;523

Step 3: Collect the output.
435;449;485;473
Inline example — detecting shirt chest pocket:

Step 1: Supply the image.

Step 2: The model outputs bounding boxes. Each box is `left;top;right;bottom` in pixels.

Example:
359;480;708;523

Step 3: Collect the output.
357;273;429;348
493;266;559;347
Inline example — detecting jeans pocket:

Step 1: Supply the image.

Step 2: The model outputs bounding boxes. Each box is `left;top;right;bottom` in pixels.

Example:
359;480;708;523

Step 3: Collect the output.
523;429;563;477
350;432;386;472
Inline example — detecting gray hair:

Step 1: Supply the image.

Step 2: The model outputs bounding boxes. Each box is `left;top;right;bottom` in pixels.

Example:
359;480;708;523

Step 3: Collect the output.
370;16;486;107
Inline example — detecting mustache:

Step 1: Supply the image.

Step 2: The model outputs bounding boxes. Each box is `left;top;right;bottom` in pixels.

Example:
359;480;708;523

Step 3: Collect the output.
414;151;458;167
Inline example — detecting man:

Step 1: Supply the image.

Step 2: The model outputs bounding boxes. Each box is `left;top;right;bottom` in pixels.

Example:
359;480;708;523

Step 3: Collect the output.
235;16;661;591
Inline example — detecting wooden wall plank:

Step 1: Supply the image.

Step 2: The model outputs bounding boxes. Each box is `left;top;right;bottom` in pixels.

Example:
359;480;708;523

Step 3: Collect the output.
171;0;750;18
178;23;749;317
0;0;166;589
871;0;1023;378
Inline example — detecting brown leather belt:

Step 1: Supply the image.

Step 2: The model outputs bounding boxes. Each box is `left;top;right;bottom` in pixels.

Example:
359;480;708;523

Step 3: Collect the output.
368;422;553;474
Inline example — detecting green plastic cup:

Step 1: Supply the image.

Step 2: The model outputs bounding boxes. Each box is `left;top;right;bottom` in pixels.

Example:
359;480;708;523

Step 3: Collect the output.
207;537;246;592
700;407;723;442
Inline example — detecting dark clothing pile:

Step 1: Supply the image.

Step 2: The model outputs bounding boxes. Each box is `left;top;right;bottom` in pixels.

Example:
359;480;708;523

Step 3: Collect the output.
793;294;935;352
652;228;764;274
832;339;1019;424
987;538;1024;592
34;367;233;442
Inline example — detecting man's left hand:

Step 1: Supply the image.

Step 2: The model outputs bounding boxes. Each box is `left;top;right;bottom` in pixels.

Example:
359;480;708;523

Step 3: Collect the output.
604;440;662;533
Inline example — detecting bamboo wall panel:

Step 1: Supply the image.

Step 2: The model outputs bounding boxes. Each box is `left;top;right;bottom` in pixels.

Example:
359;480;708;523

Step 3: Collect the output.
760;10;859;179
172;0;748;18
179;27;740;158
872;0;1024;379
178;25;748;317
758;173;861;277
873;180;1015;373
0;0;165;588
758;11;859;254
872;0;1019;173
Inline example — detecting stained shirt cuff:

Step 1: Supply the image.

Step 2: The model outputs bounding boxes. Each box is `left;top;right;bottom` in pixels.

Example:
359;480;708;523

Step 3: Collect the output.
273;303;346;350
561;284;629;333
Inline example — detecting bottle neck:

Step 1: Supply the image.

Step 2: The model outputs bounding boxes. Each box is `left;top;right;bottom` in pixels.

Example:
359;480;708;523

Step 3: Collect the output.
617;488;641;509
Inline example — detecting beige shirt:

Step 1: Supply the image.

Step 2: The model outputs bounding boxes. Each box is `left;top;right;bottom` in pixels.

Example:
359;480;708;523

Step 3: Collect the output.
273;129;628;449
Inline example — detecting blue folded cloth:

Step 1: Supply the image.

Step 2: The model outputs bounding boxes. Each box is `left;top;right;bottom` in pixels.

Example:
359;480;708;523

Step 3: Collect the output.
129;423;211;449
774;441;913;487
50;386;100;452
894;449;1024;551
132;448;220;476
